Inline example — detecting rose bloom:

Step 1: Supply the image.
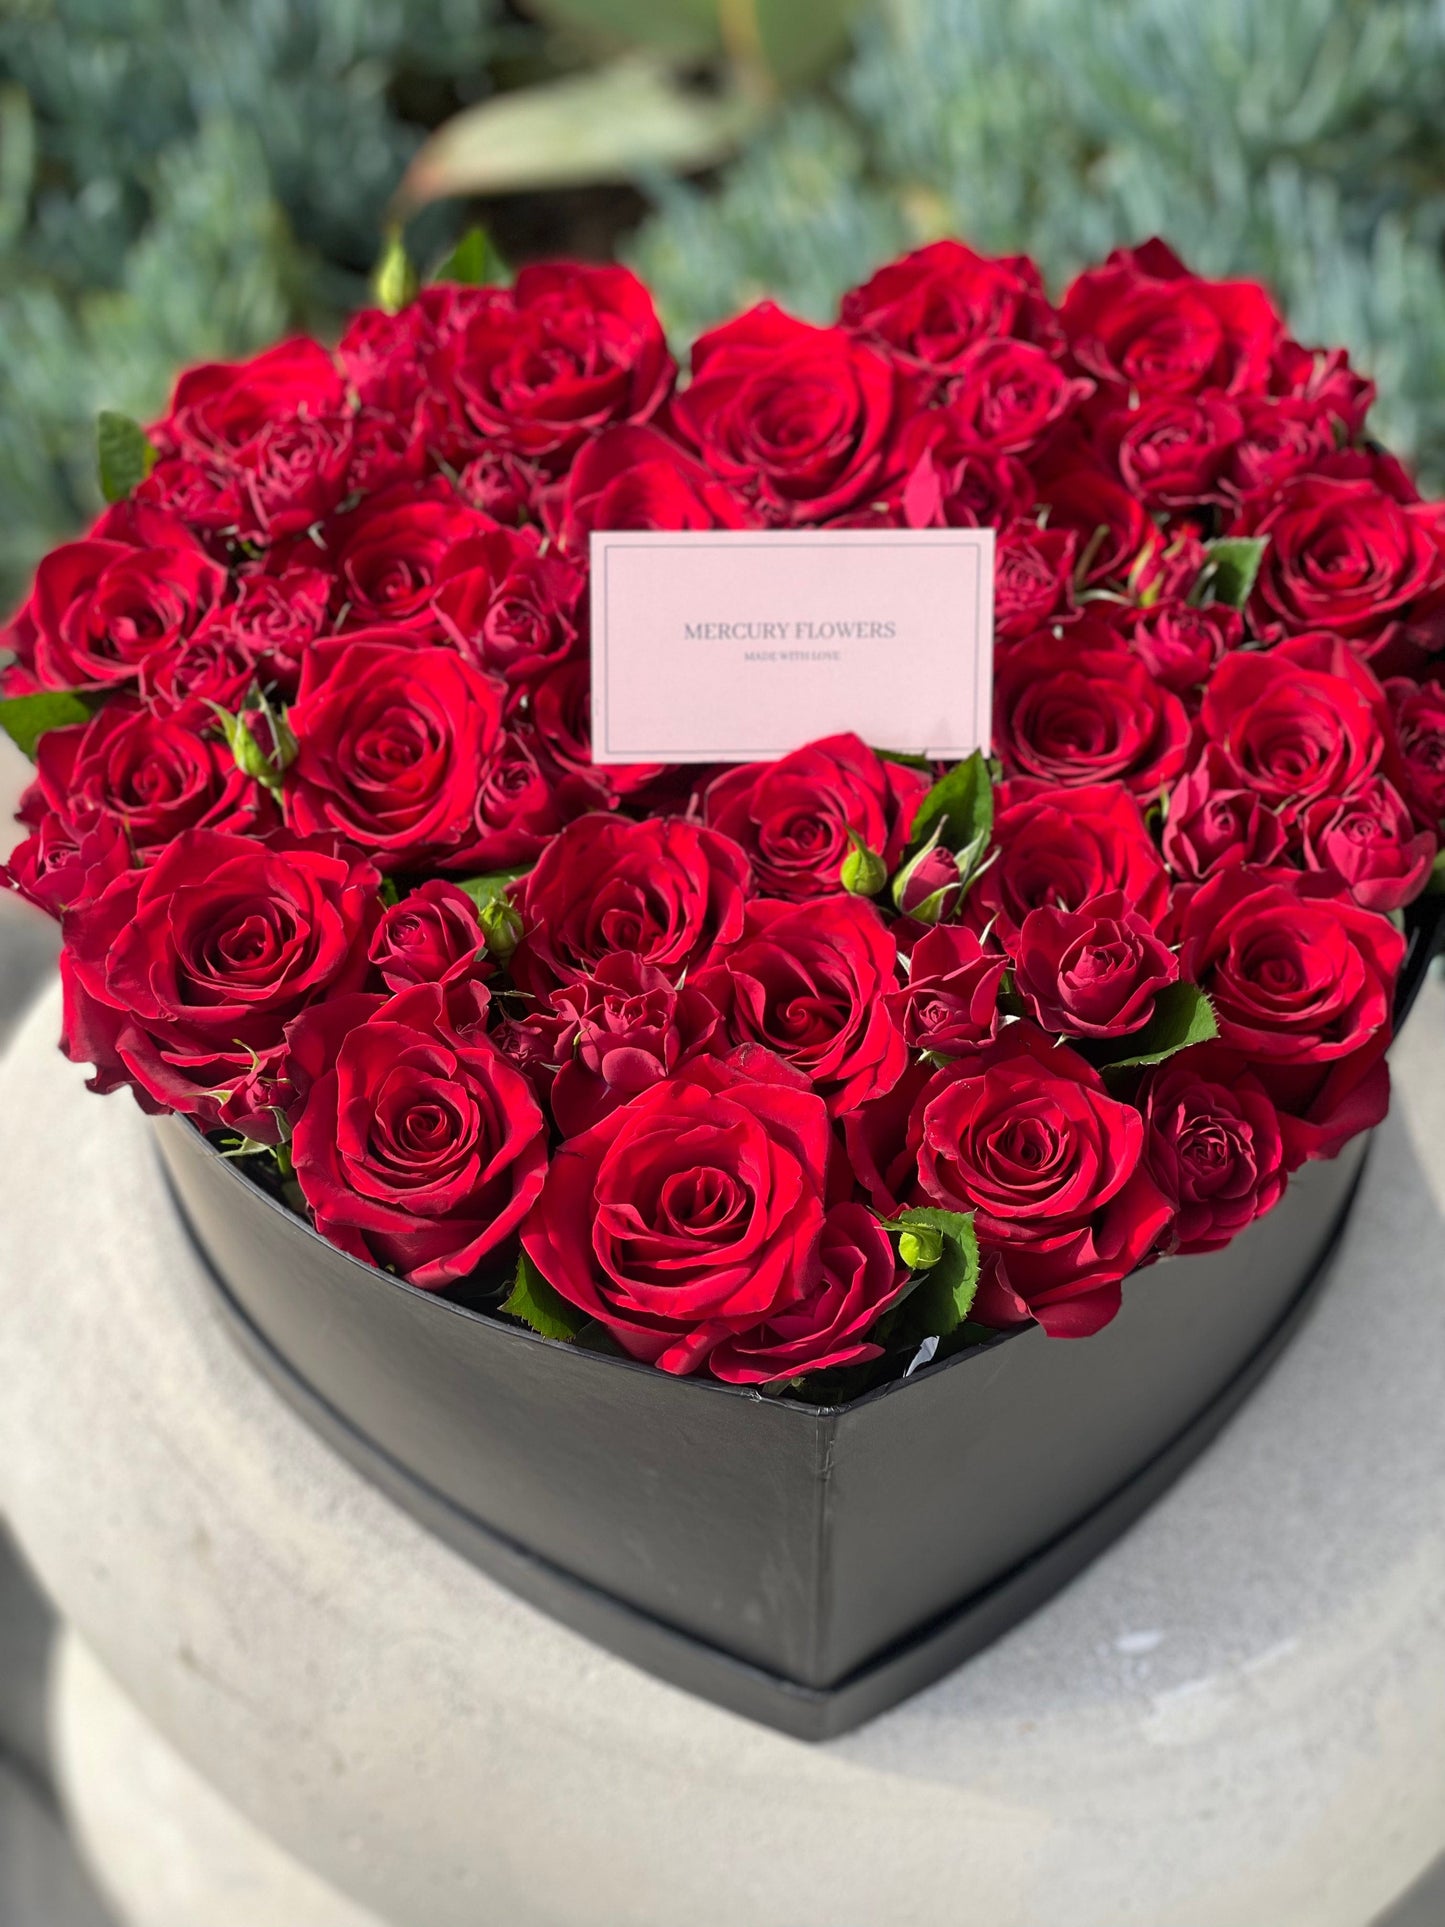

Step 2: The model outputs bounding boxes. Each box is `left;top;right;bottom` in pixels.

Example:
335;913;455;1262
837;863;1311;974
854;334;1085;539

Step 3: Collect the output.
435;525;585;690
993;628;1189;800
59;828;379;1140
1386;676;1445;827
329;483;499;632
1178;866;1405;1166
1123;598;1241;698
5;508;228;691
510;812;752;994
696;895;906;1114
884;923;1005;1053
1161;745;1289;883
198;563;332;700
991;521;1078;640
285;633;506;872
913;1025;1173;1337
669;304;902;525
703;732;927;902
138;627;262;728
368;881;488;991
288;982;546;1289
549;424;756;550
1140;1047;1287;1254
520;1056;832;1374
1299;777;1436;912
157;336;346;466
840;240;1062;383
4;810;131;920
967;779;1170;951
938;338;1092;456
1060;239;1283;398
1027;450;1160;586
894;419;1037;530
1220;395;1336;500
1093;392;1244;510
540;951;722;1138
1013;891;1180;1037
439;262;673;468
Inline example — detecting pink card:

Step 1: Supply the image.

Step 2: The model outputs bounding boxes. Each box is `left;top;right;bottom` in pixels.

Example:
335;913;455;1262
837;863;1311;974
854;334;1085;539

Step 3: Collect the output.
589;528;994;765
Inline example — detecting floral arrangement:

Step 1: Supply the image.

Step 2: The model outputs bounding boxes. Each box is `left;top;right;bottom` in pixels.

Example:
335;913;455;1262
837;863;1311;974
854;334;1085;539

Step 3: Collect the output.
3;236;1443;1394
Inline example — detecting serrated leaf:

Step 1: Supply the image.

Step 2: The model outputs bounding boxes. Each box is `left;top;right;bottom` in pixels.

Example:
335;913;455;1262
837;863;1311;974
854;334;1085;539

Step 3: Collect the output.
889;1206;979;1340
502;1249;590;1342
1191;537;1268;611
456;869;528;913
908;749;992;862
431;225;507;287
397;58;762;206
96;411;157;504
0;688;92;758
1097;981;1218;1071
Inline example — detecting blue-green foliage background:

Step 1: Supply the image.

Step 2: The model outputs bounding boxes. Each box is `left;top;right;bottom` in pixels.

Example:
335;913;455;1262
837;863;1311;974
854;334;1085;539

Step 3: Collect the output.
0;0;513;605
631;0;1445;491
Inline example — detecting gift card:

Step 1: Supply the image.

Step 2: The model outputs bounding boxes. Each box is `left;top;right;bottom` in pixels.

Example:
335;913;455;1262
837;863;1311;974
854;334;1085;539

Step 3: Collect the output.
588;528;994;765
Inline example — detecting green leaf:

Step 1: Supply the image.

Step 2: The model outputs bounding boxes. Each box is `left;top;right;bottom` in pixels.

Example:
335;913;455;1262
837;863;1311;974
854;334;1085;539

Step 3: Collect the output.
456;869;528;913
889;1206;979;1340
1191;537;1268;611
0;688;92;758
1097;981;1219;1071
396;57;762;206
371;229;419;314
96;411;157;504
431;225;507;288
908;749;993;865
502;1249;590;1343
1426;848;1445;896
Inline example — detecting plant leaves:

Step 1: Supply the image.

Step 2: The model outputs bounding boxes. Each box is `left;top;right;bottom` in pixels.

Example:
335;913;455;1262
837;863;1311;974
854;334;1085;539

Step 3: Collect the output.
0;688;92;758
1097;981;1218;1071
501;1249;591;1343
908;749;992;865
431;225;507;287
96;411;157;504
524;0;721;61
456;869;528;913
1191;536;1268;610
397;57;762;206
888;1205;979;1341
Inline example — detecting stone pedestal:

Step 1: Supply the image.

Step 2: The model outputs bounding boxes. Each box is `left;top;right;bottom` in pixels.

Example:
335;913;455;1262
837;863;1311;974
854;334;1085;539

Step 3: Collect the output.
3;978;1445;1927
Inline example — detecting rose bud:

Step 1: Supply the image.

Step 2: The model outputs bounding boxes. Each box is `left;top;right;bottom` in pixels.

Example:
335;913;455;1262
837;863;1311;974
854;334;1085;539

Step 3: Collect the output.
1299;777;1436;912
1140;1047;1286;1255
1013;891;1180;1038
546;952;722;1139
477;894;524;965
368;881;488;991
884;923;1005;1053
840;838;888;897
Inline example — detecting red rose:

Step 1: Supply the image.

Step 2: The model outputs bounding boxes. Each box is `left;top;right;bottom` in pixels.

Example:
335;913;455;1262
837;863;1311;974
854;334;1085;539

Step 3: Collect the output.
550;424;756;550
1027;452;1160;586
511;812;752;994
1386;676;1445;827
529;661;669;809
59;828;379;1139
993;629;1189;799
1123;598;1240;697
1013;890;1180;1037
1198;633;1389;813
368;880;487;991
669;304;902;525
708;1202;908;1385
915;1025;1172;1336
468;728;568;871
434;525;583;690
1140;1048;1286;1254
696;895;905;1114
938;339;1091;455
290;982;545;1289
1178;867;1404;1165
138;628;261;727
840;241;1062;383
157;337;346;466
7;510;227;690
3;810;130;919
29;701;265;858
542;951;722;1138
285;634;506;871
330;483;498;632
992;521;1078;640
895;419;1036;530
198;563;332;699
1235;473;1444;647
703;732;928;902
1161;745;1288;883
520;1056;831;1373
337;285;481;415
884;922;1005;1053
1299;778;1436;912
1267;339;1375;439
1220;396;1335;500
440;263;673;467
1093;392;1243;509
968;780;1170;951
1060;240;1282;398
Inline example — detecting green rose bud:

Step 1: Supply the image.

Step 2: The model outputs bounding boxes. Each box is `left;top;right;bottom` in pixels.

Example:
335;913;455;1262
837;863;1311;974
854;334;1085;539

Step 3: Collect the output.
898;1224;945;1271
478;895;523;963
840;839;888;897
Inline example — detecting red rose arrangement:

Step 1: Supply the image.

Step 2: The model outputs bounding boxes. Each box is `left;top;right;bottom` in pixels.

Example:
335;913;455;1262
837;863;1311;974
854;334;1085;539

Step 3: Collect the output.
4;236;1442;1389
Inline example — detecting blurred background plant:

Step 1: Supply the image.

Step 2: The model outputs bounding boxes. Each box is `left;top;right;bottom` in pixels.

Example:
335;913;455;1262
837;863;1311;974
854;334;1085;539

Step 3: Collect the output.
9;0;1445;612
